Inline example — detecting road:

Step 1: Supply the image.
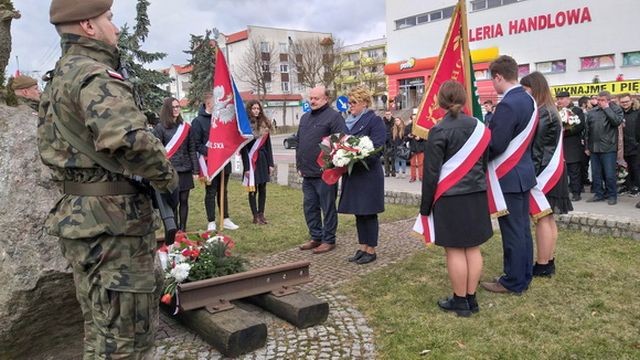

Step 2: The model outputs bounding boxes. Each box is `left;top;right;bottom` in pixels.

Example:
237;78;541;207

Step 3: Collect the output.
271;133;296;163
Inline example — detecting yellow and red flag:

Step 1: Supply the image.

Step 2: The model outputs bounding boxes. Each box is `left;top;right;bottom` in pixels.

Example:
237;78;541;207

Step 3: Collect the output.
412;0;483;139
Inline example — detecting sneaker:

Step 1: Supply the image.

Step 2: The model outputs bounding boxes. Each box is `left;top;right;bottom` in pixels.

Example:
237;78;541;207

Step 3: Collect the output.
223;218;239;230
207;221;216;232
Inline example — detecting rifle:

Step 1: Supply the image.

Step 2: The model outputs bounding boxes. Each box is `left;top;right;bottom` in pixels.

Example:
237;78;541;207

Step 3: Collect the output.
120;58;178;245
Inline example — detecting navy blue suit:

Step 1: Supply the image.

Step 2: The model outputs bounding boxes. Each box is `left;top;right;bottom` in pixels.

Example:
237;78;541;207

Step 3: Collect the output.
488;85;537;293
338;110;386;246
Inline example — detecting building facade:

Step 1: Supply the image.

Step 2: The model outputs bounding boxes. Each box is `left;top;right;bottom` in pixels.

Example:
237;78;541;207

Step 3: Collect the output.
163;64;193;106
219;25;333;127
385;0;640;108
336;38;387;109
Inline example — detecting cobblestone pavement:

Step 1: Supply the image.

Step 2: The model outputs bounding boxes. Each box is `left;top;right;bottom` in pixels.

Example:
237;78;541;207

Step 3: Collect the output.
155;218;423;359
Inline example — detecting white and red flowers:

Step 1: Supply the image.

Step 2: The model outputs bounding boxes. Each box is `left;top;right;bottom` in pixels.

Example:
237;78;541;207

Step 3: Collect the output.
157;231;242;307
316;133;380;184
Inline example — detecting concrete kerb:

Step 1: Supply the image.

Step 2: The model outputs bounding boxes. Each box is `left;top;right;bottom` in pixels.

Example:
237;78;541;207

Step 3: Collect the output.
278;162;640;240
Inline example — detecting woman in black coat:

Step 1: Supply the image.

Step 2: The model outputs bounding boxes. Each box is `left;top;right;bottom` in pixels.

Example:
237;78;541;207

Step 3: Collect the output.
241;100;275;224
338;86;386;265
520;72;572;277
421;81;492;317
152;97;199;231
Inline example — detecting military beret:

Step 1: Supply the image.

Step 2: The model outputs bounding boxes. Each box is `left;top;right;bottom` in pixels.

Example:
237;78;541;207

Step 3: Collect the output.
556;91;571;98
50;0;113;25
11;75;37;90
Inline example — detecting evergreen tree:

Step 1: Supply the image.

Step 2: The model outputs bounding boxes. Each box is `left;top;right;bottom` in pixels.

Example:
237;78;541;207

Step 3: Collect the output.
184;29;216;110
117;0;170;112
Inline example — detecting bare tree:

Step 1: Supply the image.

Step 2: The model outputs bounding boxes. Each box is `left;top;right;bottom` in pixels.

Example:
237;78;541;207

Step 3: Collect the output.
289;36;343;97
236;37;277;101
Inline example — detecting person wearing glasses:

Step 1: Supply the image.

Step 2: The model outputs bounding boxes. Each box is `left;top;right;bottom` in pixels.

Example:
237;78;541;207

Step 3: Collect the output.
339;86;386;265
153;97;198;231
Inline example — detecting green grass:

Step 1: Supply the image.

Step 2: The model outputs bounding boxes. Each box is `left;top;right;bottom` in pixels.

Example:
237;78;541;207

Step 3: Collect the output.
186;178;418;258
342;231;640;359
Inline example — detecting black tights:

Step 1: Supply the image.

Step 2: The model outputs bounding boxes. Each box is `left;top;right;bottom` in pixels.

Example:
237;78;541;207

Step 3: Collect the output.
248;183;267;215
174;190;190;231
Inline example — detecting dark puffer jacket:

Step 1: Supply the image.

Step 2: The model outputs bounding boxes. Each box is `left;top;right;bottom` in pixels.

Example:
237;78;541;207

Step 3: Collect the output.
152;121;198;174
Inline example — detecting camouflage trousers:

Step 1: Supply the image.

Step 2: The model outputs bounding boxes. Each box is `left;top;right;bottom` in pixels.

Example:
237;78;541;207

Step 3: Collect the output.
59;233;161;359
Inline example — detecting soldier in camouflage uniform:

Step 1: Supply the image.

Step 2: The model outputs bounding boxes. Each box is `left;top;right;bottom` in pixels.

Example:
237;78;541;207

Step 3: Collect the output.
11;74;40;111
37;0;177;358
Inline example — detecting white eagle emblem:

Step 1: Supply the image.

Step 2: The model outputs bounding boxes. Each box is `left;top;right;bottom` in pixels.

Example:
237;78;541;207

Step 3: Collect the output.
211;85;235;128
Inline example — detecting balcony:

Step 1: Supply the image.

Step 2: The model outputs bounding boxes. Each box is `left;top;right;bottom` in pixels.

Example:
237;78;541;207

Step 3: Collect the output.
341;76;359;84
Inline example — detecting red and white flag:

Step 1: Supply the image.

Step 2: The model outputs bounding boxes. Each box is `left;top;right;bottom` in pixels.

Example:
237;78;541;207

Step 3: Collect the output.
203;48;252;180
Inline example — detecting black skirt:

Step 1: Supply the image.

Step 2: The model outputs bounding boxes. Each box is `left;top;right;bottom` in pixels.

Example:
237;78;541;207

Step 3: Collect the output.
546;166;573;215
178;171;194;192
432;191;493;248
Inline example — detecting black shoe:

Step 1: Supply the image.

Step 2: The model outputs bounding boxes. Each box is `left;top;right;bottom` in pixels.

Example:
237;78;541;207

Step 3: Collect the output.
348;250;365;262
356;252;377;264
466;293;479;314
571;194;581;201
533;261;555;277
437;295;471;317
607;198;617;205
586;196;605;203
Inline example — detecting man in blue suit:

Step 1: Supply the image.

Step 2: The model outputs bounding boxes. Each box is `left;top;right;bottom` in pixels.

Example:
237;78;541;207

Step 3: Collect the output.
481;56;538;294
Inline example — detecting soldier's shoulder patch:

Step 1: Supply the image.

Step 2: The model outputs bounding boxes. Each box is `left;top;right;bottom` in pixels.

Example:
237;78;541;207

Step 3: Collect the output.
106;70;124;80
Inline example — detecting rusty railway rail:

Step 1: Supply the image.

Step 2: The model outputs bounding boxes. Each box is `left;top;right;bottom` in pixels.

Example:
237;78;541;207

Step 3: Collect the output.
177;260;311;313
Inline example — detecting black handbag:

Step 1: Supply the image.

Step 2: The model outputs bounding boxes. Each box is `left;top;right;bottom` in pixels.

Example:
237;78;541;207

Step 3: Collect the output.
395;145;410;160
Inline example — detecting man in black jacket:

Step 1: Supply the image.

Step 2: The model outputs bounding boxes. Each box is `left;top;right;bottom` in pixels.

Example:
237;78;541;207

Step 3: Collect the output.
618;93;640;195
381;110;394;177
191;92;239;231
296;86;347;254
584;91;624;205
556;91;586;201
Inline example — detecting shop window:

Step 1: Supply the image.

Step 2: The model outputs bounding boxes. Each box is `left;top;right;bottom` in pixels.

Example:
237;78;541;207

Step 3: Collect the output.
518;64;530;77
536;60;566;74
622;51;640;66
580;54;615;70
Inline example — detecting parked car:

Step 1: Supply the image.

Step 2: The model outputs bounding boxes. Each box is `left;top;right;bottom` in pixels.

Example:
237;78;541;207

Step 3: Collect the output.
283;133;298;149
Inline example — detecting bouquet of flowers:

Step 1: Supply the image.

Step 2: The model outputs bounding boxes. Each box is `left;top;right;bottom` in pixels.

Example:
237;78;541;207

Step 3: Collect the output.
559;107;580;131
157;231;247;310
316;133;381;185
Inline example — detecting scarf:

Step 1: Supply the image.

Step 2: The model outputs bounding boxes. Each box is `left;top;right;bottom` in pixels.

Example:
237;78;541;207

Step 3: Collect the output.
345;109;370;130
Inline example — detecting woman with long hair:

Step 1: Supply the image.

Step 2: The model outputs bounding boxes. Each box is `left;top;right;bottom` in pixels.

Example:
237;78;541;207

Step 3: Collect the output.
421;81;492;316
241;100;275;224
153;97;198;231
391;117;408;178
520;71;573;277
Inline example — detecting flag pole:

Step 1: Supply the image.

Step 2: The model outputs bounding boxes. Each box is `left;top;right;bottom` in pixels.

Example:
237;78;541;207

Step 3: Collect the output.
218;170;225;234
459;0;474;113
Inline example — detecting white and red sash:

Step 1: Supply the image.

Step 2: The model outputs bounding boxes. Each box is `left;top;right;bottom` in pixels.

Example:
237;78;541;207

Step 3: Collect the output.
486;98;539;217
198;154;208;178
242;134;269;192
165;122;190;159
529;126;564;219
413;119;491;244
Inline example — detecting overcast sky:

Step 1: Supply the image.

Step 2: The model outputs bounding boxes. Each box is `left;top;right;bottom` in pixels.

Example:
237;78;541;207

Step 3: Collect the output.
9;0;386;78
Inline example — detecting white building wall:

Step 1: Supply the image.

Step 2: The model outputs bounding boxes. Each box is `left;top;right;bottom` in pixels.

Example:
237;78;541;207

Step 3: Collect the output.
386;0;640;86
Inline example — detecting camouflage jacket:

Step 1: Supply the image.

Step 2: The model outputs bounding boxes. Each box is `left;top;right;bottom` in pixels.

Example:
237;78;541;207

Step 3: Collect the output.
17;96;39;112
37;34;177;240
